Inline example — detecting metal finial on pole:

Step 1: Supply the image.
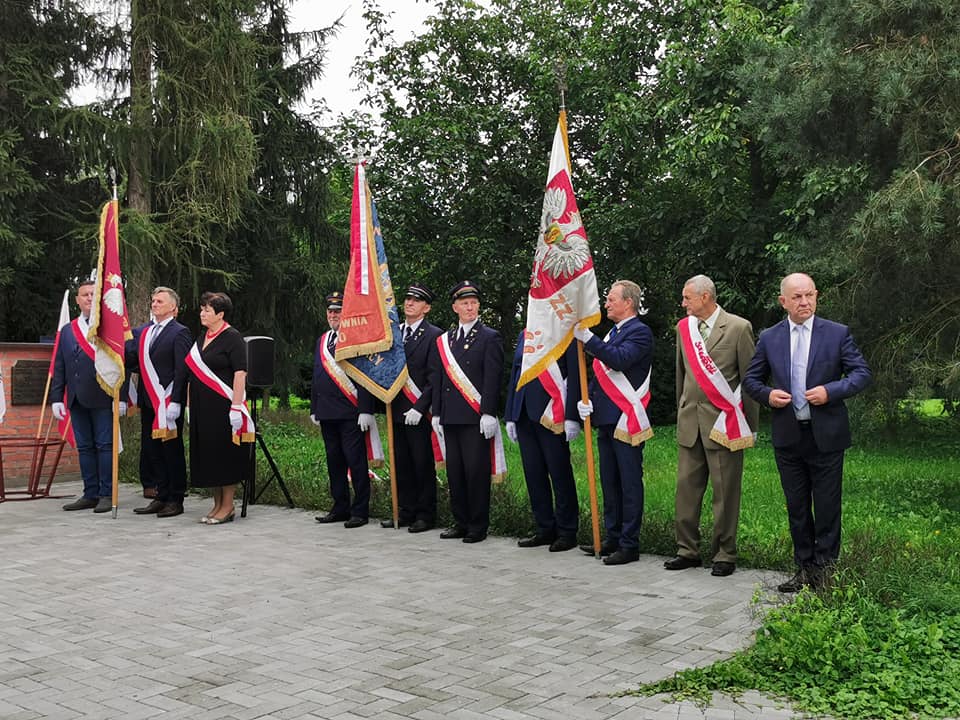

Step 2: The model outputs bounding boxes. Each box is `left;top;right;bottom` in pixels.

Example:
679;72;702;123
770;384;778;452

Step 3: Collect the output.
347;144;372;167
554;60;568;111
109;166;118;201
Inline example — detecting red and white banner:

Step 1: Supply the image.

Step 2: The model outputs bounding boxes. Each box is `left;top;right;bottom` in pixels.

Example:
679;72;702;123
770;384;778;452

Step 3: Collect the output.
677;316;754;450
47;291;76;446
88;199;132;396
536;361;566;434
517;111;601;389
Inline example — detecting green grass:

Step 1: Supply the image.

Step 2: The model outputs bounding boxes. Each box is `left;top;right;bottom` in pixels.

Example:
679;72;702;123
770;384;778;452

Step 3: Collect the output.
118;409;960;718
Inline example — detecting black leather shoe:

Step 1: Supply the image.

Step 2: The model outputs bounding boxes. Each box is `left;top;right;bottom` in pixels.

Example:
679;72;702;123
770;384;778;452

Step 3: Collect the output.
93;497;112;513
63;498;98;511
580;541;617;556
517;534;554;548
440;527;466;539
777;569;809;593
380;518;410;529
408;519;433;533
157;502;184;518
711;561;735;577
462;533;486;544
344;516;368;528
664;555;703;570
315;512;350;523
603;548;640;565
549;537;577;552
133;499;165;515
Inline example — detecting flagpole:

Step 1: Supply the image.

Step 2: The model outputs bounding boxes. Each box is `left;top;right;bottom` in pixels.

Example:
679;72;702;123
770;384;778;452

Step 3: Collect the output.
110;168;120;519
385;402;400;528
577;341;602;559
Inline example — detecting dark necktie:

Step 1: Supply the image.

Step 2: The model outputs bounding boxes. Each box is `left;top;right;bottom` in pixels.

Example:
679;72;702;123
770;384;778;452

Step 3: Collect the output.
327;333;336;353
457;327;465;345
404;325;412;344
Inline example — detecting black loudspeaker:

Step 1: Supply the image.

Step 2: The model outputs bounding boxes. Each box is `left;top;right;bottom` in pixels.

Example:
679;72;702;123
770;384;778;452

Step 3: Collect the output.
245;336;275;388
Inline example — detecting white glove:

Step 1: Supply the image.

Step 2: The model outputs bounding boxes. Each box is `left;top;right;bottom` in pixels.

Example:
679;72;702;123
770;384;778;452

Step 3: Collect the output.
564;420;581;442
229;409;243;432
358;413;374;432
118;401;128;417
505;421;518;443
577;400;593;420
310;413;321;427
573;325;592;344
479;414;497;439
52;402;66;421
166;402;181;424
431;416;444;439
403;408;423;426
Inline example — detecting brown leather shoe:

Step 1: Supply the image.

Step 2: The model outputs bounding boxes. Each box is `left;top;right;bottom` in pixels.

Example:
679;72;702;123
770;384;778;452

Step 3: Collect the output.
156;502;184;518
133;499;165;515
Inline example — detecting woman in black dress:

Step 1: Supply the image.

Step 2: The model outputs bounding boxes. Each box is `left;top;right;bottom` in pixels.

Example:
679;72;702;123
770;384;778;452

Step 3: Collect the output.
185;292;250;524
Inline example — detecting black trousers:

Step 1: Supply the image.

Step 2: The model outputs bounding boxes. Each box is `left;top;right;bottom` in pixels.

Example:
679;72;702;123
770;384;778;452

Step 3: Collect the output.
516;415;578;539
773;425;845;567
392;419;437;524
597;427;645;551
443;423;491;536
139;406;187;502
320;420;370;519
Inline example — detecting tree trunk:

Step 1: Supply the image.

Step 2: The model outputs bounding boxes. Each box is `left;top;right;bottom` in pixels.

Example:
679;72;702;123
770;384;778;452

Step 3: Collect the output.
127;0;153;324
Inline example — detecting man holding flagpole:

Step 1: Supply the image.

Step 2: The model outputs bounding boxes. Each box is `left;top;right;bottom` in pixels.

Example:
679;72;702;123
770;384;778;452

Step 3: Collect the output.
51;280;120;513
574;280;654;565
382;283;443;532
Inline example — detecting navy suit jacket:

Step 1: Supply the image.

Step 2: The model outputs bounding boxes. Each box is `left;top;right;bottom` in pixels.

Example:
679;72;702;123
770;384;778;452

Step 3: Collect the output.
125;319;193;407
311;333;374;421
51;317;113;409
504;330;581;425
583;316;654;427
431;322;503;424
390;320;443;420
743;316;872;452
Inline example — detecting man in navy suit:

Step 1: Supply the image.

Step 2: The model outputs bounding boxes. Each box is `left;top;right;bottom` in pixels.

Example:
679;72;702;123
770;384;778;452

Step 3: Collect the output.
312;291;375;528
52;280;119;513
505;330;581;552
381;283;443;533
125;287;192;518
574;280;655;565
743;273;872;592
431;281;504;544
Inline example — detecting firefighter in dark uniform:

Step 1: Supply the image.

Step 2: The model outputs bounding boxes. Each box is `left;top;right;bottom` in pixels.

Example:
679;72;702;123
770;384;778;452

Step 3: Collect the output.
381;282;444;533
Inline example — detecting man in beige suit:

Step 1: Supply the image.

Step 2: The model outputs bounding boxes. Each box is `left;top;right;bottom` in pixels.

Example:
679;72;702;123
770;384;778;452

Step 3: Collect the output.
665;274;758;576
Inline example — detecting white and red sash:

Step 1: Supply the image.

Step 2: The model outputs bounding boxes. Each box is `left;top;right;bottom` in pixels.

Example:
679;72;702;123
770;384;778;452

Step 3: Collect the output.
319;331;384;467
592;328;653;446
536;362;566;434
677;316;754;450
437;334;507;481
185;343;255;445
402;376;446;469
70;317;95;361
139;324;176;440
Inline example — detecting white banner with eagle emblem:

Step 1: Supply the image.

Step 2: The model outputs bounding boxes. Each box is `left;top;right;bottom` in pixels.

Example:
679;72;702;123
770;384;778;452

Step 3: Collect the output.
517;111;601;389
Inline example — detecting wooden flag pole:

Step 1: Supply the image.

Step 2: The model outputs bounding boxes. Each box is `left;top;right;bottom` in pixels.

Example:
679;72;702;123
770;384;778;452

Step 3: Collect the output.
385;402;400;528
577;339;602;559
111;394;120;518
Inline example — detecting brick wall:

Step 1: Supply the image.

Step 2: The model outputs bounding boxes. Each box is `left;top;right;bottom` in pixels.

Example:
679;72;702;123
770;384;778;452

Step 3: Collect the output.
0;342;81;488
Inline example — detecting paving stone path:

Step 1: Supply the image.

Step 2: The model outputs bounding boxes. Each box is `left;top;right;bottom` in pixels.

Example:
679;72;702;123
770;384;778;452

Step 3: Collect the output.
0;483;802;719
